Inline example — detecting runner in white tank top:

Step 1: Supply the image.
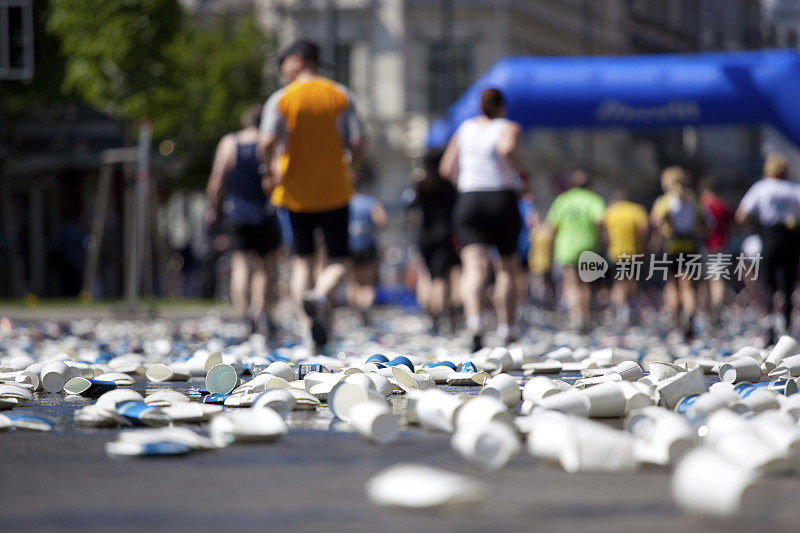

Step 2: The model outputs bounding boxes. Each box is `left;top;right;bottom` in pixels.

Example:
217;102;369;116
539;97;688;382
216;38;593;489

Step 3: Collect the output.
439;88;529;351
456;117;519;192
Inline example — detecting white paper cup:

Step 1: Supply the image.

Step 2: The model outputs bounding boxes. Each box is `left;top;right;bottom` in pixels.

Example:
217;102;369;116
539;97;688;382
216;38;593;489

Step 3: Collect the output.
536;390;590;417
672;447;773;519
486;347;513;374
655;368;708;409
364;463;483;509
580;382;627;418
451;421;520;471
40;361;69;393
162;403;206;423
617;381;652;413
446;371;489;386
420;366;455;384
730;346;763;364
145;363;190;383
645;361;682;384
455;396;513;430
252;389;296;417
736;389;781;414
522;377;563;404
205;364;238;395
209;408;288;446
349;401;400;444
523;360;562;375
626;406;695;465
391;366;435;391
750;411;800;471
188;350;223;377
96;388;144;409
365;373;394;397
707;420;791;474
524;410;570;462
766;335;800;371
328;381;388;423
343;373;378;391
264;361;295;381
544;347;574;362
480;373;521;408
719;356;762;384
415;389;463;433
768;354;800;378
558;417;637;473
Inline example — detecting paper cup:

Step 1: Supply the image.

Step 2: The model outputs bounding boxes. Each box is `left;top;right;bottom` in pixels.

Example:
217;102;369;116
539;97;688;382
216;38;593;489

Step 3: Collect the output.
626;406;695;465
645;361;682;384
162;403;207;423
522;360;562;375
768;354;800;378
455;396;513;430
252;389;296;417
736;389;781;414
765;335;800;371
480;373;521;408
391;366;435;391
536;390;590;417
188;350;223;377
264;361;295;381
580;382;627;418
209;408;288;446
115;400;171;428
558;417;637;473
486;347;513;374
96;388;144;409
522;377;563;404
145;363;190;383
415;389;463;433
205;364;238;395
524;410;570;462
63;377;117;398
328;381;388;423
40;361;69;393
719;356;762;384
655;368;708;409
451;421;520;471
750;411;800;471
712;427;791;474
420;366;456;384
343;373;378;391
617;381;652;413
672;447;773;519
364;463;483;509
349;401;400;444
544;347;574;362
730;346;763;364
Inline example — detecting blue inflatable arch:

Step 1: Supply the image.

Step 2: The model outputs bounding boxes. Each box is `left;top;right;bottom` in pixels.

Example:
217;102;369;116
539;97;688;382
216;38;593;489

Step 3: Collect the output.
426;49;800;149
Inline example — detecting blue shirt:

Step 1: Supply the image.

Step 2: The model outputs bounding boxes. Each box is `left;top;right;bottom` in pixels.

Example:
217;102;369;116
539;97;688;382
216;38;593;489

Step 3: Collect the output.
349;194;378;251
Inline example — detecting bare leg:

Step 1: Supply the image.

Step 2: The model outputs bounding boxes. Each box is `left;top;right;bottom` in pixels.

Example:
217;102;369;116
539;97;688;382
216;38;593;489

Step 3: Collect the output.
313;259;348;302
248;255;267;318
460;244;491;339
230;251;250;317
495;254;520;339
664;278;680;325
429;278;449;317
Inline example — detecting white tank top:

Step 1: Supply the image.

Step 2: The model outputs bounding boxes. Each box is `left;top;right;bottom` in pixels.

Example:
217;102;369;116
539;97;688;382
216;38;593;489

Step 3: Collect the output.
456;117;519;192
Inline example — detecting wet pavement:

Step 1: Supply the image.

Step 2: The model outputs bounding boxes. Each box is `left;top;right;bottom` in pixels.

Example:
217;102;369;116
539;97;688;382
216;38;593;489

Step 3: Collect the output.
1;304;799;532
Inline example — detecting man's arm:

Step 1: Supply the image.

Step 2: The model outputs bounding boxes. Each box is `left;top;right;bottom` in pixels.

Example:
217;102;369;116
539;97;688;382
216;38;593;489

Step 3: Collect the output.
498;122;527;176
439;132;460;182
340;90;367;165
205;135;236;223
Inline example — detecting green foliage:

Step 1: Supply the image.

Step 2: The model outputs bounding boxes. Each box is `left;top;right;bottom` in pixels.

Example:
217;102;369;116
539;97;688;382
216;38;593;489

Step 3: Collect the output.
7;0;274;186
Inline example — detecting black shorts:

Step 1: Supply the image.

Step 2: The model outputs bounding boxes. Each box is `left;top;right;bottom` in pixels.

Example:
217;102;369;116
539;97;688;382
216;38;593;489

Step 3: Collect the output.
228;218;282;256
454;190;521;256
420;241;459;279
288;206;349;259
351;245;378;265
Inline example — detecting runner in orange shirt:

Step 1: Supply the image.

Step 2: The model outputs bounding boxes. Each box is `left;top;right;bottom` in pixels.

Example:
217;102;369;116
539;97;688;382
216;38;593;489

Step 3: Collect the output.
259;39;366;349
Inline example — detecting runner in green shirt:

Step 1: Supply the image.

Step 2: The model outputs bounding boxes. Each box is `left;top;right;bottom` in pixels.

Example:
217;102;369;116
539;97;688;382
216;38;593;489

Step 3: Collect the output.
545;170;605;333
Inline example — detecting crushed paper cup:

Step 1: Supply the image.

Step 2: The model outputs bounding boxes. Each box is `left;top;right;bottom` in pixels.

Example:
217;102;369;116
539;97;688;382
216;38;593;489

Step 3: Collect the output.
115;400;171;428
718;356;761;384
446;371;489;386
115;426;217;450
205;364;238;395
451;420;520;471
418;366;455;384
580;382;627;418
106;441;192;457
343;373;378;392
144;390;191;407
735;389;781;414
95;372;136;386
224;393;260;408
768;354;800;378
328;381;388;423
365;372;394;397
672;447;774;519
63;377;117;398
522;360;562;375
209;408;287;446
145;363;190;383
252;389;296;417
524;410;571;462
96;388;145;409
485;347;513;374
581;360;643;381
522;377;563;404
391;366;435;391
574;373;623;389
202;393;231;405
0;413;56;431
162;403;208;423
589;347;639;365
626;406;695;465
730;346;763;364
74;404;131;427
364;463;483;509
0;383;34;402
655;367;708;409
535;390;590;417
415;389;463;433
765;335;800;372
643;361;683;384
188;350;223;377
263;361;295;382
543;346;574;362
349;401;400;444
617;381;652;413
285;388;321;410
480;373;521;408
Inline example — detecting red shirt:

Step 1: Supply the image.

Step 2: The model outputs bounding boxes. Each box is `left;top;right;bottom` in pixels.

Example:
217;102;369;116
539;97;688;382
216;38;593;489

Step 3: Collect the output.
701;192;732;251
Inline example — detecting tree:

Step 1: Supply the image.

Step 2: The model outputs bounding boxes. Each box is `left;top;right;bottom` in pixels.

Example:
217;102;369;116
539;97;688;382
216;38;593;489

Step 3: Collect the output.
47;0;274;185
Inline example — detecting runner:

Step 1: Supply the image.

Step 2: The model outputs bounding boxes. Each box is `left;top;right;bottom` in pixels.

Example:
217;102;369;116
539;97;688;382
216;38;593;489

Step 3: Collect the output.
406;149;460;334
206;104;282;335
259;39;366;349
545;170;606;334
440;88;527;350
699;178;733;326
650;166;707;339
736;152;800;343
516;192;537;321
602;190;649;326
346;182;387;325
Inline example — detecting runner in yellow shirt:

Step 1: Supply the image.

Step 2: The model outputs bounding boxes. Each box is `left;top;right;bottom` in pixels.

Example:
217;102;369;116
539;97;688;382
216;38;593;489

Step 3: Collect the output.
260;39;366;349
602;190;649;325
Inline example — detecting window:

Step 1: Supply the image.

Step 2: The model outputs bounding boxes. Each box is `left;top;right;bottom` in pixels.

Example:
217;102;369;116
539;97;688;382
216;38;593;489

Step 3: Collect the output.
427;40;473;114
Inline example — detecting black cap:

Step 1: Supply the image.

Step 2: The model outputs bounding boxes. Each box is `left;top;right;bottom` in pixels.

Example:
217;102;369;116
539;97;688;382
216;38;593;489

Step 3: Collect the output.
277;39;321;67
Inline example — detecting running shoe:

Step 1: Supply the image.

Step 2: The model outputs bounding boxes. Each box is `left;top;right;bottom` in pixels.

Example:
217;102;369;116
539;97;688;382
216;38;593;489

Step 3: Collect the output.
302;292;329;347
